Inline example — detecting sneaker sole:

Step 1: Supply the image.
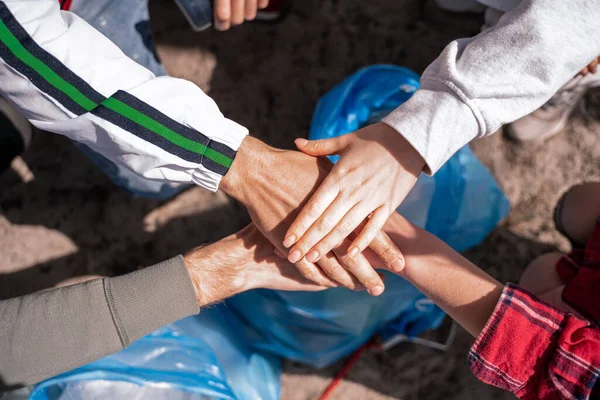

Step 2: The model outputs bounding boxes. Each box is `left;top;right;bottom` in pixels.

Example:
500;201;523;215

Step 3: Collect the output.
504;118;567;143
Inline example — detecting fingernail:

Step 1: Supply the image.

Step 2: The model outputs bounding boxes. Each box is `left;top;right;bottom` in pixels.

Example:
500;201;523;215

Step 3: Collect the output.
306;250;320;263
283;235;296;248
369;285;384;296
288;249;302;263
391;258;405;272
295;138;309;146
347;247;359;258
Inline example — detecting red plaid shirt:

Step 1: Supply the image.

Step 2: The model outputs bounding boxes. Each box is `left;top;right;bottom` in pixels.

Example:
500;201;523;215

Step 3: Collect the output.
469;283;600;399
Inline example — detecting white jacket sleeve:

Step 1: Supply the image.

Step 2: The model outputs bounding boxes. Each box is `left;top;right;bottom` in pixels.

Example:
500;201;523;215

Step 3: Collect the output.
0;0;247;192
382;0;600;174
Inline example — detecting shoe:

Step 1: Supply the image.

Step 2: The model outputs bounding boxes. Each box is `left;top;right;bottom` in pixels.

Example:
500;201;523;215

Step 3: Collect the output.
434;0;485;13
505;71;600;142
0;97;32;174
506;72;600;142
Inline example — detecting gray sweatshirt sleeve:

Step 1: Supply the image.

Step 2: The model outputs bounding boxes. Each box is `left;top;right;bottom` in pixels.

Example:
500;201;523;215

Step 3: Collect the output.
0;255;199;390
383;0;600;174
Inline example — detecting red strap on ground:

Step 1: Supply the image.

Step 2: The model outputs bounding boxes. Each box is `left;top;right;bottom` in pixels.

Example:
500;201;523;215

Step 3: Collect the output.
318;339;381;400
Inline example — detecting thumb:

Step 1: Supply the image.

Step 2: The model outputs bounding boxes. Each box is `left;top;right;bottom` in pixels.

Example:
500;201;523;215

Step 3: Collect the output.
295;135;349;156
368;231;405;273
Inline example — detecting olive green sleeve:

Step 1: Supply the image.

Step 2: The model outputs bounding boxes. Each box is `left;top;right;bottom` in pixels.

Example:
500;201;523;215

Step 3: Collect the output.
0;255;199;390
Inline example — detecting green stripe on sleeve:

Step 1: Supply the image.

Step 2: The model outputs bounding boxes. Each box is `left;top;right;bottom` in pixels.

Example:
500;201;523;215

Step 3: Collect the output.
0;19;97;111
102;98;234;168
0;13;233;170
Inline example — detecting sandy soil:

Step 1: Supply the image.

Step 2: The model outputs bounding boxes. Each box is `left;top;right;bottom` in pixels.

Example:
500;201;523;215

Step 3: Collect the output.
1;0;599;399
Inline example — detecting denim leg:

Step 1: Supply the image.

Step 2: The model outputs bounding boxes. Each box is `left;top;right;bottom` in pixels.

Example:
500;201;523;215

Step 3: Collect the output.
69;0;187;198
70;0;167;77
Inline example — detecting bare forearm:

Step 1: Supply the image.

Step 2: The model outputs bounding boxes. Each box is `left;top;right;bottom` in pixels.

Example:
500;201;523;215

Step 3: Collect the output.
381;216;503;337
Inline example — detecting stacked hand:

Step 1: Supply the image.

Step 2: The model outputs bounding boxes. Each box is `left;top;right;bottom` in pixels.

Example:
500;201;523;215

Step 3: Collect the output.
183;224;325;307
220;136;405;296
283;122;425;273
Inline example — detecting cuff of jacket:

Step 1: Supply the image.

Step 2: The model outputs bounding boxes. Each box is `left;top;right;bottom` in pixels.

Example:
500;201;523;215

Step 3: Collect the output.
104;255;200;346
192;117;249;192
382;81;481;175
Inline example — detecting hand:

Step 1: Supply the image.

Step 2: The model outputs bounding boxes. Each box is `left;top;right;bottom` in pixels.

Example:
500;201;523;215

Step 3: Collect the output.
283;122;424;269
580;56;600;75
214;0;269;31
183;224;326;307
220;136;404;295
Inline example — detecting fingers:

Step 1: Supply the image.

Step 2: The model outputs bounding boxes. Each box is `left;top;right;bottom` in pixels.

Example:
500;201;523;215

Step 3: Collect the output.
581;66;590;76
215;0;250;30
244;0;258;20
290;202;366;264
289;198;355;263
317;251;364;290
333;240;385;296
369;230;405;273
214;0;231;30
230;0;246;26
589;57;599;75
278;242;361;291
348;206;389;256
258;0;269;8
284;174;340;252
294;136;349;157
294;257;339;288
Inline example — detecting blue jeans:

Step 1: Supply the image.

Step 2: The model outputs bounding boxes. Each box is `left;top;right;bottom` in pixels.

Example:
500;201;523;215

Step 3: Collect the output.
70;0;212;198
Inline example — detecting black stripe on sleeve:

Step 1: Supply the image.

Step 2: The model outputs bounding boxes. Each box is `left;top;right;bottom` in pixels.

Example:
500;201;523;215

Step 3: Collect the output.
0;2;105;106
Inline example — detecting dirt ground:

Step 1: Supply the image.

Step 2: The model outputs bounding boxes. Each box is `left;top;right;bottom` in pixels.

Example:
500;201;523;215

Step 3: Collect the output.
1;0;599;399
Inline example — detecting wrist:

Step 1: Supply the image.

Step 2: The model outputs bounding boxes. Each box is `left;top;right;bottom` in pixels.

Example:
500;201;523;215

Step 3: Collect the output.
183;244;249;307
220;136;273;204
376;122;426;175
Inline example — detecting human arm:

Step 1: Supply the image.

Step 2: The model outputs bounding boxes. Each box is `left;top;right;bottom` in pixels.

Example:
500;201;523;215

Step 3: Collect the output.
0;225;323;389
285;0;600;265
371;214;600;399
220;136;405;295
0;0;403;293
0;0;247;193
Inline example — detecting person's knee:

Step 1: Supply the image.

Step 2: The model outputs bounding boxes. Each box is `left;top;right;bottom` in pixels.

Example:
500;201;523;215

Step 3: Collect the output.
555;182;600;245
519;252;563;295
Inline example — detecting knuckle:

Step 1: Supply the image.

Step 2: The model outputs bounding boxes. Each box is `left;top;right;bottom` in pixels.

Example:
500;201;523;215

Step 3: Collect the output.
338;218;355;235
364;226;381;243
294;240;311;254
300;268;318;282
324;267;353;288
337;253;356;268
307;201;323;217
312;140;325;150
378;242;396;263
334;166;349;178
215;12;230;22
323;263;344;279
317;214;335;231
362;276;381;289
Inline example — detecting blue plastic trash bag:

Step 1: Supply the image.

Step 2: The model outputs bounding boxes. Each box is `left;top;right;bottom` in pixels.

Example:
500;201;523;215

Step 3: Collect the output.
30;306;280;400
224;65;509;368
32;65;509;399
